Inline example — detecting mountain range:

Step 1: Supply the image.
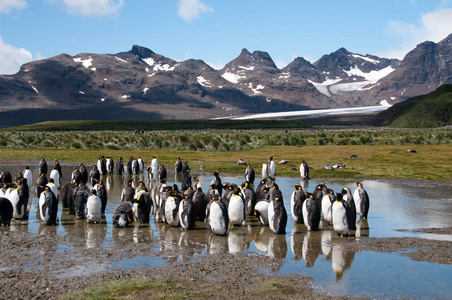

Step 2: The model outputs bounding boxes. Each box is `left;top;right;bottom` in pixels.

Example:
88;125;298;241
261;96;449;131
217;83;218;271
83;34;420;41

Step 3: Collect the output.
0;33;451;127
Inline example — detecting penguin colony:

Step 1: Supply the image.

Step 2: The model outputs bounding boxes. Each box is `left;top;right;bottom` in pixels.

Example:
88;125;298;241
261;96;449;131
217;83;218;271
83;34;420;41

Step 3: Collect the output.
0;156;369;239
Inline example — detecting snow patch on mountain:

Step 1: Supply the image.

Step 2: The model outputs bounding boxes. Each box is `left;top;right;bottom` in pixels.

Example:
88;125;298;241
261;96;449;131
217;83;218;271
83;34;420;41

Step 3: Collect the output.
308;78;342;97
142;57;176;71
197;76;212;87
351;54;380;64
239;65;254;71
115;56;127;63
249;83;264;94
344;65;395;81
222;71;246;83
73;57;93;68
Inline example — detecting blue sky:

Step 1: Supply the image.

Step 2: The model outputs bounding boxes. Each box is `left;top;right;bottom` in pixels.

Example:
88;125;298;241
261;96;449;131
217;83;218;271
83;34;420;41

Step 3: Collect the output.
1;0;452;74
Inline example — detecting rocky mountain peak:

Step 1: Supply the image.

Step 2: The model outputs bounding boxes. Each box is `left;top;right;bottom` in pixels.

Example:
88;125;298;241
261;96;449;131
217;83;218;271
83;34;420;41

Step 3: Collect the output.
131;45;155;59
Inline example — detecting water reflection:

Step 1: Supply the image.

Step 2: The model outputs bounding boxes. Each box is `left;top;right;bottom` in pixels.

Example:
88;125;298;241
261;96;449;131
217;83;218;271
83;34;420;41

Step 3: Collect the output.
0;164;451;299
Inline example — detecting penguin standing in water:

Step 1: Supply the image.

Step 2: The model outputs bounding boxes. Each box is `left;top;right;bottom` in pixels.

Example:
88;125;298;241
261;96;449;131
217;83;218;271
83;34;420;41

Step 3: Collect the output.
46;178;59;202
302;193;321;231
353;182;370;219
158;164;167;183
267;156;276;179
74;183;89;219
38;158;48;176
106;156;114;174
210;171;222;193
86;190;102;223
79;164;88;184
131;158;139;175
240;182;256;216
261;163;269;180
15;177;29;220
50;166;60;187
97;157;105;175
165;188;181;227
36;173;48;198
332;193;349;236
112;201;134;228
0;197;13;226
268;194;287;234
182;161;190;175
127;157;134;175
121;180;135;202
192;187;208;221
179;194;195;230
115;157;124;175
228;188;245;226
254;193;270;226
137;157;144;174
133;189;153;223
245;164;255;184
181;169;192;191
39;186;58;225
54;160;62;179
321;188;335;225
312;184;325;202
8;183;26;220
300;160;310;180
175;157;183;175
341;187;356;230
206;194;229;236
72;167;82;185
94;181;108;215
89;165;100;186
291;184;306;224
22;166;32;189
149;157;158;181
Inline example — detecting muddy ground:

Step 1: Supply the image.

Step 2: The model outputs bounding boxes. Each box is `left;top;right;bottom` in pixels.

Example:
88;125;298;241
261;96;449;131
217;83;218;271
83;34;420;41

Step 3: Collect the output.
0;227;450;299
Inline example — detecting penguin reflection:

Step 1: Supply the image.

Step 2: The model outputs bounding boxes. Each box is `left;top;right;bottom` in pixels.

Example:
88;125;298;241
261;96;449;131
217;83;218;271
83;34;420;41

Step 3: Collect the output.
228;227;246;254
331;243;355;280
86;223;107;248
302;231;321;267
290;224;304;260
268;234;287;259
356;218;369;237
208;233;228;255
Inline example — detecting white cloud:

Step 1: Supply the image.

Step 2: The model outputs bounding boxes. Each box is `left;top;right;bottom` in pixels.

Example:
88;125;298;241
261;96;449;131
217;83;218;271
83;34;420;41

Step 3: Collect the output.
382;7;452;59
178;0;213;23
0;0;27;14
0;36;33;75
59;0;124;16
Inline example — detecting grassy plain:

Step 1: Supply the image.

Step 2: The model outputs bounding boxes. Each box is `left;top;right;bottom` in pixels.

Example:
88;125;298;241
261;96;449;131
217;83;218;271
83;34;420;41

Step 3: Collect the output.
0;143;450;181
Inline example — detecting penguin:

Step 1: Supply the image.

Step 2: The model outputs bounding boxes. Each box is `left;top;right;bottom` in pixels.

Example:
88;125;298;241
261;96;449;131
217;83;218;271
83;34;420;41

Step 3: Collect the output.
94;181;108;215
184;186;195;198
49;166;60;187
71;167;82;184
133;189;153;223
74;183;89;219
137;157;144;174
165;189;181;227
8;186;26;220
267;156;276;178
302;193;321;231
255;179;267;200
61;181;75;209
39;186;58;225
127;156;134;175
254;197;270;226
341;187;356;230
268;194;288;234
245;164;255;184
115;157;124;175
38;158;48;176
112;201;134;228
15;177;29;219
106;156;114;174
192;176;201;190
97;157;105;175
0;170;12;185
54;160;62;179
312;184;325;202
178;194;195;230
192;187;208;222
181;169;192;191
149;157;158;180
353;182;370;219
221;183;236;208
131;158;139;175
206;194;229;236
86;190;102;223
158;164;167;182
0;197;13;226
175;157;183;174
210;171;222;193
261;163;269;180
182;161;190;175
22;166;32;189
291;184;306;224
36;173;48;197
154;179;167;209
79;164;88;184
240;181;256;216
121;180;135;202
89;165;100;186
321;189;335;225
206;184;220;199
300;160;310;180
228;188;245;226
332;193;349;236
158;185;171;223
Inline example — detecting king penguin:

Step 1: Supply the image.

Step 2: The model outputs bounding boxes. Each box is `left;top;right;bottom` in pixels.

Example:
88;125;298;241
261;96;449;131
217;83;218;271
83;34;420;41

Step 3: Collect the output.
302;193;321;231
206;194;229;236
353;182;370;219
112;201;134;228
86;190;102;224
38;158;48;176
332;193;349;236
300;160;310;180
341;187;356;230
179;194;195;230
50;166;60;187
228;188;245;226
268;194;287;234
192;187;208;221
245;164;255;184
321;188;335;225
290;184;306;224
39;186;58;225
22;166;32;189
165;188;181;227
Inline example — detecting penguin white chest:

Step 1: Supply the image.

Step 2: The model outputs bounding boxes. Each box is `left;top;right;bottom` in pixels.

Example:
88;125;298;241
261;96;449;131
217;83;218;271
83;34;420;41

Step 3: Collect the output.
267;202;276;231
332;201;348;236
254;200;269;225
228;195;244;225
209;202;227;235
